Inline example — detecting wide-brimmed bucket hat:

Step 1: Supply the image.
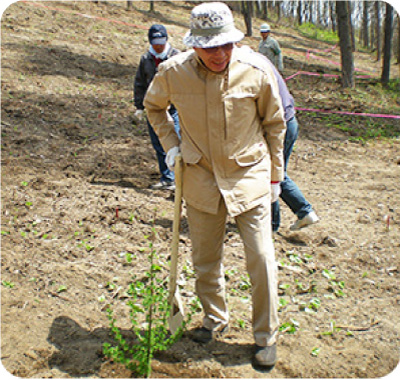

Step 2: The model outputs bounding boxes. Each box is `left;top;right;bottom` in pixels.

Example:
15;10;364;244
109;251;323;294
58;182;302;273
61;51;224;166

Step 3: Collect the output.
183;2;244;48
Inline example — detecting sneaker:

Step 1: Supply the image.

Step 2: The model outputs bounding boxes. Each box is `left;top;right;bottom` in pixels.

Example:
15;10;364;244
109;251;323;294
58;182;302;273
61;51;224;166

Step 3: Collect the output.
191;326;228;344
150;181;175;191
290;211;319;231
253;344;277;368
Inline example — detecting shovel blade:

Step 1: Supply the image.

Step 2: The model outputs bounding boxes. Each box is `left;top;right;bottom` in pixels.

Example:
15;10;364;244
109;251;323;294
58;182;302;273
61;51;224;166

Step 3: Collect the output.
168;289;184;334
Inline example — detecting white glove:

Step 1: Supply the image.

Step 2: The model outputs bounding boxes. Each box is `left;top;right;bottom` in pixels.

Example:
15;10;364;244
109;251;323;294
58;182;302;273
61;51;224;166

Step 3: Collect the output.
271;182;281;203
165;146;180;171
134;109;145;121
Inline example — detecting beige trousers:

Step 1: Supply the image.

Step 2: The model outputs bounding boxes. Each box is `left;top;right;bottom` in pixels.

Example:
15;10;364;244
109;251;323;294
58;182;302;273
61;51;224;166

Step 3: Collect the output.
186;196;279;347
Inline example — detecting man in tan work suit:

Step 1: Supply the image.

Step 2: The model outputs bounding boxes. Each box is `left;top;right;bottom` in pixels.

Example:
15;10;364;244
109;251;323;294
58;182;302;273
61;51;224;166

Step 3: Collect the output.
144;2;286;368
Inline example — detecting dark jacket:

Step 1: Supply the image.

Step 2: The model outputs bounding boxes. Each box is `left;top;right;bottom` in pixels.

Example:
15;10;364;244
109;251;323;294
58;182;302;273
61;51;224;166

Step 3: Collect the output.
134;46;180;110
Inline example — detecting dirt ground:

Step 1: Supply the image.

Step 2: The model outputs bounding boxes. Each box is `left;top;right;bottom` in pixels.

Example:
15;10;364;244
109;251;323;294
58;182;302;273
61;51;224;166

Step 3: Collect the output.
1;1;400;378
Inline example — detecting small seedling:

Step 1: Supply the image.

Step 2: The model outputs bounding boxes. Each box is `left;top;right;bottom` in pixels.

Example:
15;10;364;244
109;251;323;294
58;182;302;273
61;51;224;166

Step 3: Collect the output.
103;228;193;378
288;252;302;264
124;252;136;263
329;280;346;297
279;319;299;334
224;268;238;280
322;269;336;280
311;347;320;357
77;239;95;252
238;275;251;291
57;285;67;293
309;297;321;310
321;321;341;336
278;297;289;311
2;281;15;289
182;260;196;279
300;297;321;313
279;283;291;293
295;279;306;291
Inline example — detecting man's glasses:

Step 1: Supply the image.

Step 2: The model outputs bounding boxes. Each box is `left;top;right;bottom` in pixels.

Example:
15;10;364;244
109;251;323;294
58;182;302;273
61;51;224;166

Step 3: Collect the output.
202;43;234;54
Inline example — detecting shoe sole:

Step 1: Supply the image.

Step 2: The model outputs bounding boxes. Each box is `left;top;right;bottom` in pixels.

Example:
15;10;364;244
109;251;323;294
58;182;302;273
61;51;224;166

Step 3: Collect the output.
252;359;276;371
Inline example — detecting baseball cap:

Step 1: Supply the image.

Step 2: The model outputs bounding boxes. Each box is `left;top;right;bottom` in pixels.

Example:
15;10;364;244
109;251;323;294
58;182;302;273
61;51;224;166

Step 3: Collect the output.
148;24;168;45
260;23;271;33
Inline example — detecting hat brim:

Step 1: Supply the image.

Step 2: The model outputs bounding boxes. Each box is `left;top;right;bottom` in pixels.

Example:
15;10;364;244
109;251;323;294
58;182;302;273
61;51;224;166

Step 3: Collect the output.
183;28;244;48
151;37;167;45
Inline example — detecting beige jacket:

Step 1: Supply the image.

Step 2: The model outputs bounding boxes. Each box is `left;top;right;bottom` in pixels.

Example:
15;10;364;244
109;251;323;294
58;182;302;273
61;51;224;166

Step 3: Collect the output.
144;46;286;216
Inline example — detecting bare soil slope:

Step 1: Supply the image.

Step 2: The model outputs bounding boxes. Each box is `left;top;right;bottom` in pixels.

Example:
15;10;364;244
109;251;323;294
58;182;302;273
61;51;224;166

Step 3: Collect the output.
1;1;400;378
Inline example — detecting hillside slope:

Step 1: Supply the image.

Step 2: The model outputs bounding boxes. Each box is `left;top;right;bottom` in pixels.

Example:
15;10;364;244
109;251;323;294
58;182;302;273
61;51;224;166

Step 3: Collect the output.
1;1;400;378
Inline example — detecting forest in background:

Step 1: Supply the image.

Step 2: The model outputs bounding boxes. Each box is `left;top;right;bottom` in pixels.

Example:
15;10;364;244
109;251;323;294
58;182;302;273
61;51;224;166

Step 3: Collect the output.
133;0;400;87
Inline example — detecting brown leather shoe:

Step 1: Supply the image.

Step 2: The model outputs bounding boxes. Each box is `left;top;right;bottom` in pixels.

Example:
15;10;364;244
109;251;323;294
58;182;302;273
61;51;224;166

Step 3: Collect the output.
254;344;277;367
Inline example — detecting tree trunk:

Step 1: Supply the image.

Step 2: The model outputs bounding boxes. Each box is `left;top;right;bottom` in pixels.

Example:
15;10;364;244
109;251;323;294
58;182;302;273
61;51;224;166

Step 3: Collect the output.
276;1;282;23
330;1;336;33
297;1;302;25
262;0;268;20
309;0;314;24
226;1;241;12
375;1;381;61
348;2;356;52
254;0;260;18
381;2;394;85
241;1;253;37
336;1;355;88
397;14;400;64
362;1;370;48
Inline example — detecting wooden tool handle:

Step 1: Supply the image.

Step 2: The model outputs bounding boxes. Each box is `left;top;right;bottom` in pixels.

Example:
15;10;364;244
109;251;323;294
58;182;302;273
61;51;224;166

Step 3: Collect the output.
169;155;182;302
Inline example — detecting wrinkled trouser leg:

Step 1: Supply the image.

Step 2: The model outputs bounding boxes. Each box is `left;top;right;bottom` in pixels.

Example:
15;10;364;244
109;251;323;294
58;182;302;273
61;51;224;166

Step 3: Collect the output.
187;198;279;346
186;200;229;331
235;199;279;347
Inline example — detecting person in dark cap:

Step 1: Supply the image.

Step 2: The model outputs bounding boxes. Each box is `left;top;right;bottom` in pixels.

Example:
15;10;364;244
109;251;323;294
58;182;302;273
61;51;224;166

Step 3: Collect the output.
134;24;181;190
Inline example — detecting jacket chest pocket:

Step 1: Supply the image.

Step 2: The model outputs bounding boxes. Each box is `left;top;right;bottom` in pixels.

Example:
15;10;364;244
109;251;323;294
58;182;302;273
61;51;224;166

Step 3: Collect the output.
223;92;258;137
223;91;257;114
